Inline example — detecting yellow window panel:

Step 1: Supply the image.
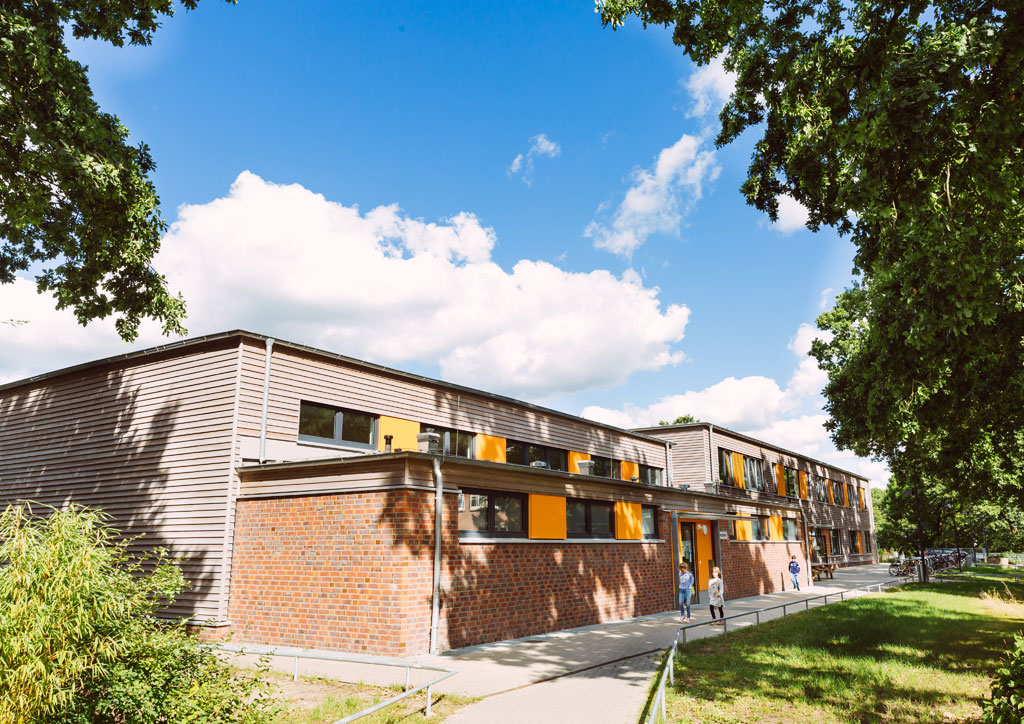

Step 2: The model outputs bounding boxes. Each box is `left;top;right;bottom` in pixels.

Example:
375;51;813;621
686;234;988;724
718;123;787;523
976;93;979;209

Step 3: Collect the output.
377;416;420;452
529;494;567;539
620;461;639;481
776;464;786;496
568;451;591;474
798;471;808;499
732;452;745;488
614;501;642;540
826;478;835;504
769;515;784;541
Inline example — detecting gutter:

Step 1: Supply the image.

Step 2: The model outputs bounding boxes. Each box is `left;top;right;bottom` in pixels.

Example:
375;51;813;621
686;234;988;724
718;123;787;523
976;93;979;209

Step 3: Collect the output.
429;457;444;655
258;338;274;464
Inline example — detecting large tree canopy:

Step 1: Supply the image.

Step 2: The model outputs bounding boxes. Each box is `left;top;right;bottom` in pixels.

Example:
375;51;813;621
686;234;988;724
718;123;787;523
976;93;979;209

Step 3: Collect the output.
599;1;1024;502
0;0;216;340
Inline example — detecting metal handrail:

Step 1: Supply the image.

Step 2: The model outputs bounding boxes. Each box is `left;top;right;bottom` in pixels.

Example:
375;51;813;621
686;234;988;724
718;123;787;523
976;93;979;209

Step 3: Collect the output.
218;642;456;721
643;576;913;724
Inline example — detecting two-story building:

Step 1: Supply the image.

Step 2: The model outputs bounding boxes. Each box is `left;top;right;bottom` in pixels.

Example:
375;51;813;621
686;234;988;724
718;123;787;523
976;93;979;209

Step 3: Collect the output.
0;330;874;655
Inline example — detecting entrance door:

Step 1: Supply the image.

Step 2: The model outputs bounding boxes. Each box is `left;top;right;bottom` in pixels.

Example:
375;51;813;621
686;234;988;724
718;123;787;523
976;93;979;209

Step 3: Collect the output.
679;522;697;581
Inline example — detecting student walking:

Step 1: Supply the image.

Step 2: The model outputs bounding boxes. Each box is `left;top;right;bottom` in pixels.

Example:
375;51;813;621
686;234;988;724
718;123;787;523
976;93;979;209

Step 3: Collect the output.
708;566;725;624
789;555;802;591
678;563;694;622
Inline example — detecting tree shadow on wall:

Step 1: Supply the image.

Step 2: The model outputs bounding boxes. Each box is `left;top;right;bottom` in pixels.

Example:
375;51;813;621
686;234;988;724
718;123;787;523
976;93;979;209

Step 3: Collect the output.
0;355;231;622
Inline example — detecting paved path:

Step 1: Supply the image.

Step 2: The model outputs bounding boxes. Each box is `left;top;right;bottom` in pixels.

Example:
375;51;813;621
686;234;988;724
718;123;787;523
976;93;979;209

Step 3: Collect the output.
239;564;900;724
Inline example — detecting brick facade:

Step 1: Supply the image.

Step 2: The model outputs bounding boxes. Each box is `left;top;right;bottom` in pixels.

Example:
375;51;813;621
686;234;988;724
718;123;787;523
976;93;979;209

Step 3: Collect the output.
227;493;677;655
719;537;809;599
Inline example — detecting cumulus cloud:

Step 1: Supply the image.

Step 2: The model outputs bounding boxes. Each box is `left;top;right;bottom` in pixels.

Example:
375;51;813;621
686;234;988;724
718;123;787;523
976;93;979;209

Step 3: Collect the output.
581;321;887;485
773;194;811;234
0;171;689;399
684;54;736;118
507;133;561;185
585;133;720;257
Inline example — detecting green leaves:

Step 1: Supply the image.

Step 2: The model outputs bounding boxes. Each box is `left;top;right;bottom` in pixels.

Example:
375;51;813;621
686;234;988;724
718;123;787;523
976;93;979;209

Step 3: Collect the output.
598;0;1024;505
982;632;1024;724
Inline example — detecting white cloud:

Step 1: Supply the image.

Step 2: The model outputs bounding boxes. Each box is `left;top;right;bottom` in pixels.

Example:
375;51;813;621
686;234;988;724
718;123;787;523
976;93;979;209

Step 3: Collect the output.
773;194;810;234
0;171;689;399
581;321;888;485
507;133;561;185
585;133;720;257
684;54;736;118
819;287;833;311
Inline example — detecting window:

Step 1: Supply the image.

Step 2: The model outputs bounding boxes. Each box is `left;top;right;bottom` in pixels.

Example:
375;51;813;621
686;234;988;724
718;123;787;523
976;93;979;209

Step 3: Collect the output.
743;456;766;492
638;464;663;486
751;515;770;541
858;487;866;510
591;456;619;479
505;440;568;471
782;518;800;541
846;483;854;507
566;499;615;538
458;489;527;538
420;425;474;458
832;479;844;506
814;476;828;503
783;467;800;498
849;530;860;554
298;402;377;449
718;448;735;485
641;506;659;539
811;528;827;562
829;529;842;556
863;531;873;553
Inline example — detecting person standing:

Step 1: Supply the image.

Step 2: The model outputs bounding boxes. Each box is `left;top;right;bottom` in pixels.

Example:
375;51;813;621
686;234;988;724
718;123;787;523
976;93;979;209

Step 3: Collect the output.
708;566;725;624
678;562;695;622
789;555;802;591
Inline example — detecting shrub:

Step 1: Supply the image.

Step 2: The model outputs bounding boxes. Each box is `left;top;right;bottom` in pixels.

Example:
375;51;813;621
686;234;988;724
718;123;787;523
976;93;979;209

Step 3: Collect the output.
0;504;276;724
983;631;1024;724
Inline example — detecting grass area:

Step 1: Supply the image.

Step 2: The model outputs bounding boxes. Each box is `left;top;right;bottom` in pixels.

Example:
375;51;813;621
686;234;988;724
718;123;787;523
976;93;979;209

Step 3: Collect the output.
938;565;1024;581
658;579;1024;724
263;670;477;724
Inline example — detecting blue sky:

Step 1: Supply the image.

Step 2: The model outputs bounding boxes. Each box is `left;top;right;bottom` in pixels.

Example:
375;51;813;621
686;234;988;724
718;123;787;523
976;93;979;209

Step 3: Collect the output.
1;1;885;483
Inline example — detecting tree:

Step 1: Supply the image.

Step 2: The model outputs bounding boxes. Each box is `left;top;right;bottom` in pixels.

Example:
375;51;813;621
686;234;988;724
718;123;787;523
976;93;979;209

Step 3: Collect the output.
658;414;700;425
0;504;275;723
0;0;219;340
597;1;1024;503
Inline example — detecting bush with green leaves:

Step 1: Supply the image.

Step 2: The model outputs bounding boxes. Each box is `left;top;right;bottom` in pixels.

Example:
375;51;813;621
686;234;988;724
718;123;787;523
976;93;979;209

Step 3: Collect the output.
0;504;277;724
984;631;1024;724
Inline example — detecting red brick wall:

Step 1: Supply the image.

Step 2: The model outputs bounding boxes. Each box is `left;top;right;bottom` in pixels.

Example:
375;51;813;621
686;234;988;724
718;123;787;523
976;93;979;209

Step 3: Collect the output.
441;510;674;650
719;537;809;599
227;492;676;655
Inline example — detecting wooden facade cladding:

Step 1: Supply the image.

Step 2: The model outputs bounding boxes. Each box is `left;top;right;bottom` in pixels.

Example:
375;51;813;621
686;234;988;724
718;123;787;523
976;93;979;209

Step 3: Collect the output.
237;341;667;467
0;338;243;623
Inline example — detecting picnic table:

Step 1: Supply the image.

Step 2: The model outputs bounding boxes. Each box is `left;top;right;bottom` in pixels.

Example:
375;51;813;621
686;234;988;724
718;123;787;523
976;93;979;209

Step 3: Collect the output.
812;555;841;581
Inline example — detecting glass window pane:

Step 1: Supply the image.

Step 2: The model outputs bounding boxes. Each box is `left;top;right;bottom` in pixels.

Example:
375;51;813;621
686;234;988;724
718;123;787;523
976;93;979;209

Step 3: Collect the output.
299;403;336;439
454;432;474;458
641;507;656;536
528;445;547;466
548;448;567;472
459;493;489;533
494;495;523;533
591;502;612;535
341;411;374;445
506;441;526;465
567;500;587;535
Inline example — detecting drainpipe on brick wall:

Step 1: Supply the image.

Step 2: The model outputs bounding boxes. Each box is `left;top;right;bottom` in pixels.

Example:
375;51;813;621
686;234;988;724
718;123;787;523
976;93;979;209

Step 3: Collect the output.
429;457;444;655
258;338;274;464
800;506;813;586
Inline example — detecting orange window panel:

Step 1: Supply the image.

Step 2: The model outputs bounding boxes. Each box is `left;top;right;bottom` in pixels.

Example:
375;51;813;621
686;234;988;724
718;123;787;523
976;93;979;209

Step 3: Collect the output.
377;416;420;452
798;471;808;499
859;488;866;509
475;434;507;463
775;464;786;496
620;461;640;482
826;478;835;504
856;530;864;553
842;484;850;507
568;450;591;474
732;452;745;488
614;501;642;540
769;515;784;541
528;494;567;539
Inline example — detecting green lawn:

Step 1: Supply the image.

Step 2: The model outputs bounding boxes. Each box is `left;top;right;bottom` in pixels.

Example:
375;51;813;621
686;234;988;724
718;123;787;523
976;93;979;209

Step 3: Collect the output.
657;580;1024;724
938;565;1024;582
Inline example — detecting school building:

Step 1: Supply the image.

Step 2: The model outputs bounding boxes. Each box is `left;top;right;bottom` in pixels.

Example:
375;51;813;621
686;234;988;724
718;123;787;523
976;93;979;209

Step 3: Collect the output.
0;330;874;655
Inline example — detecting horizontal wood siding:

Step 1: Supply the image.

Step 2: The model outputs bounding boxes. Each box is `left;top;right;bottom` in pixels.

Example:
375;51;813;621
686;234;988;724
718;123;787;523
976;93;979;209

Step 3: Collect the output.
239;343;666;467
0;341;241;622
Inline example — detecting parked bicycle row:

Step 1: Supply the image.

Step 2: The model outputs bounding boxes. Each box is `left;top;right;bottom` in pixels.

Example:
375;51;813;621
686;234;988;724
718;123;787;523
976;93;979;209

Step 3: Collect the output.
888;550;969;576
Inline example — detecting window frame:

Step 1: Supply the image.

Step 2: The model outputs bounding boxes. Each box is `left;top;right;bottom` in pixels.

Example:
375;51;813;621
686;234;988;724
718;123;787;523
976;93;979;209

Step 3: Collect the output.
297;401;378;450
751;515;770;541
743;456;766;492
718;448;735;485
420;424;475;459
457;488;528;539
565;498;616;539
849;530;859;554
831;479;844;506
814;476;828;503
829;528;842;556
811;528;827;562
590;455;620;479
505;439;568;471
783;467;800;498
638;464;663;486
641;505;659;539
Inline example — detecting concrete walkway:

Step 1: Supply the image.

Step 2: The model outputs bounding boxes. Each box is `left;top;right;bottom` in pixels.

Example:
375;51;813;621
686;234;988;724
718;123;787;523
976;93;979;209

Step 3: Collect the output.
239;564;900;724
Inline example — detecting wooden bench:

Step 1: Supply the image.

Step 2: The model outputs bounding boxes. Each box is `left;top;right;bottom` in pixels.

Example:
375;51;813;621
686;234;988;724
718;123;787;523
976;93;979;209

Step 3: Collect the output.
812;563;837;581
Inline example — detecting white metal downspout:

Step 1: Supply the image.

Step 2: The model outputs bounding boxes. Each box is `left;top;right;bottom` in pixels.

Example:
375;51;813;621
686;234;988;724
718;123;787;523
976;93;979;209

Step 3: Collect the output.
258;338;274;464
707;423;715;486
430;457;444;655
664;440;673;487
800;507;813;587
